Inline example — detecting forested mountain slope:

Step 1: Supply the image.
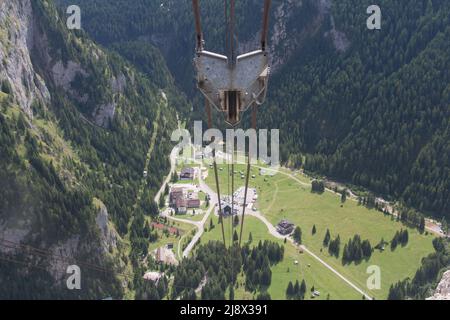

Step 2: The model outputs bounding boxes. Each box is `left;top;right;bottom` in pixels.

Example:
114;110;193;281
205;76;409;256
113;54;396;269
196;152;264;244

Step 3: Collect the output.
263;0;450;218
61;0;450;219
0;0;177;299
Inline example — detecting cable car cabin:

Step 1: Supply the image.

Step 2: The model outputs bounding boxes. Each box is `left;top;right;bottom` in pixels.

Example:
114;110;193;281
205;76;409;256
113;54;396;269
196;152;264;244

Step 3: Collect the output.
194;50;269;126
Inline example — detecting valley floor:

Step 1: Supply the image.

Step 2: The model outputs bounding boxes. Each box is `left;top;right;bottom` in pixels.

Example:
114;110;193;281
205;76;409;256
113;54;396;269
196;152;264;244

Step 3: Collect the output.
153;147;436;300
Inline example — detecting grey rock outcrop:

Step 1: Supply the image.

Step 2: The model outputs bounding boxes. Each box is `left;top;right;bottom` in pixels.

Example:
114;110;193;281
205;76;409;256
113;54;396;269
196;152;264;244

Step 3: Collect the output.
427;270;450;300
0;0;50;117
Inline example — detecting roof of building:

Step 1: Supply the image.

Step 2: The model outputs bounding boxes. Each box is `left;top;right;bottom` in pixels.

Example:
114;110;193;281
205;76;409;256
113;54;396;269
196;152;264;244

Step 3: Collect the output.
187;199;200;207
170;187;185;194
278;220;294;228
176;198;187;208
143;271;164;282
180;167;195;175
151;222;179;235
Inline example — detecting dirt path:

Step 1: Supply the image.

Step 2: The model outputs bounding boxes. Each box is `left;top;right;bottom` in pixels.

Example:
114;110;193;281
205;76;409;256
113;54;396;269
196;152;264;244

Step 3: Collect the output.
126;92;164;243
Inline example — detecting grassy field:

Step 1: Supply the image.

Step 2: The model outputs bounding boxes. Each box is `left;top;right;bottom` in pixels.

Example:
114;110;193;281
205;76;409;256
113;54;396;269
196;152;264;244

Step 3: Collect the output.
204;165;435;300
175;209;207;222
202;214;361;300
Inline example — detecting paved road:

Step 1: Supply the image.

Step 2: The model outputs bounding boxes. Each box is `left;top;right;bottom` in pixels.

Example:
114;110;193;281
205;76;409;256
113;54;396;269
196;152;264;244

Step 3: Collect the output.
181;202;215;258
155;113;182;204
154;146;179;204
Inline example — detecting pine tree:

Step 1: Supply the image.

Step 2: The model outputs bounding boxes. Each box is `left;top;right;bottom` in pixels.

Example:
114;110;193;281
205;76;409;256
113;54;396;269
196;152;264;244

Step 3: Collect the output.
312;224;317;235
391;232;399;251
293;280;300;299
233;214;239;227
229;285;234;300
143;221;151;238
300;280;306;300
233;230;239;242
286;281;294;299
419;217;426;234
293;226;302;244
323;229;331;246
341;190;347;203
248;232;253;243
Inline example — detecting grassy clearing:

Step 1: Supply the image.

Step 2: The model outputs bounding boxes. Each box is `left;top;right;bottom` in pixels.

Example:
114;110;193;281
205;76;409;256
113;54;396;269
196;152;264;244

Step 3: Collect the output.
204;163;262;196
204;164;435;300
256;170;435;300
175;210;207;222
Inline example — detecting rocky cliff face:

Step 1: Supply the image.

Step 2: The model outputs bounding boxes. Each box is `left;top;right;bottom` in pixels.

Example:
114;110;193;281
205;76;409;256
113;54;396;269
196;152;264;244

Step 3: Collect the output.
0;0;50;117
238;0;350;72
95;200;119;254
0;0;124;128
427;270;450;300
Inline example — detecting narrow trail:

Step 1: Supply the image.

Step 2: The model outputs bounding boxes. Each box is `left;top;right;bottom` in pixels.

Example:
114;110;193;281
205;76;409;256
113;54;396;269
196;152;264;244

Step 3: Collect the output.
265;177;289;213
126;93;164;241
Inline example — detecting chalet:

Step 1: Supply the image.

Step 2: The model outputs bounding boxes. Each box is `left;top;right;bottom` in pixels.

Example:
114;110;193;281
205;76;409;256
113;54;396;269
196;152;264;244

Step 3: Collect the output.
221;202;238;216
180;167;195;180
169;187;185;206
175;198;187;214
187;198;200;208
170;187;200;213
276;219;294;235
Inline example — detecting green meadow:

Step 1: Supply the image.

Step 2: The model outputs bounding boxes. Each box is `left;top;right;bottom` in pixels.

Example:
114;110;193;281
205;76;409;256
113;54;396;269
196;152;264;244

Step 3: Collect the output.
203;164;435;300
202;214;361;300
